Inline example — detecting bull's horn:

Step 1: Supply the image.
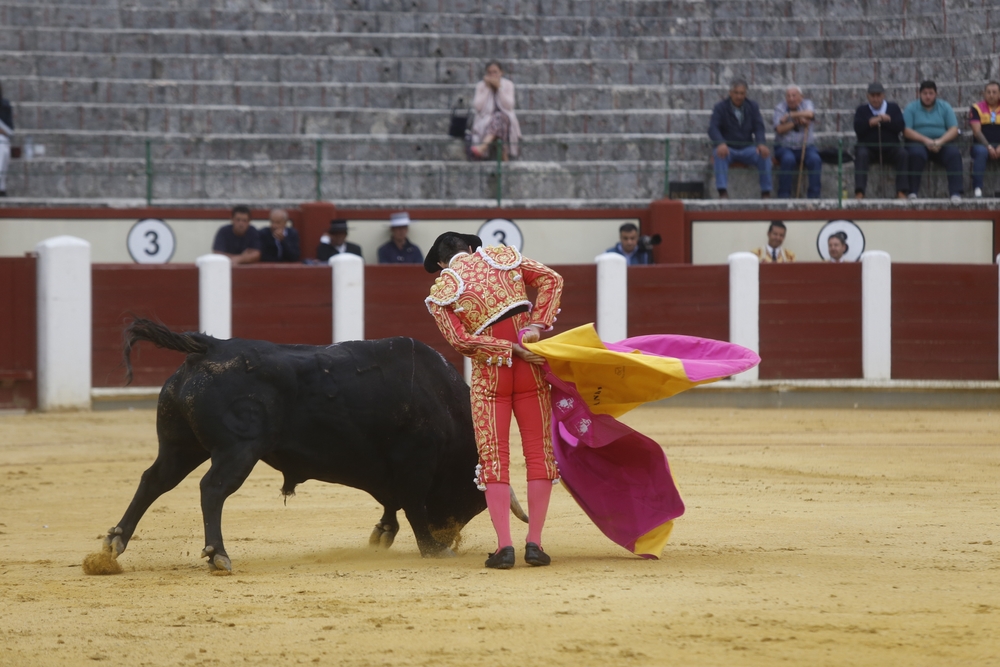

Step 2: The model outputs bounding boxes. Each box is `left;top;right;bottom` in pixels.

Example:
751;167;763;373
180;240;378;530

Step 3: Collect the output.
509;487;529;523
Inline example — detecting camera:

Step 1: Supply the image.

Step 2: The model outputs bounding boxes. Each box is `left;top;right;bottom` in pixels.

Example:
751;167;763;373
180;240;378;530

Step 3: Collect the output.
637;234;662;251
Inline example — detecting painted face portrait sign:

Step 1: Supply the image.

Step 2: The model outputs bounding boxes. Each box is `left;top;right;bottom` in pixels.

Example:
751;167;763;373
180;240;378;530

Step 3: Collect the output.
817;219;865;262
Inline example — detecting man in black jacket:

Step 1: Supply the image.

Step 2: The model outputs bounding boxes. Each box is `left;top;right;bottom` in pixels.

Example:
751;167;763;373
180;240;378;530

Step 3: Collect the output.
316;219;363;262
853;82;908;199
259;208;301;262
708;78;772;199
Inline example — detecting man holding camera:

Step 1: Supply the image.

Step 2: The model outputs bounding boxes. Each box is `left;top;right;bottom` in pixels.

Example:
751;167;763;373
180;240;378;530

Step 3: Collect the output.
606;222;656;265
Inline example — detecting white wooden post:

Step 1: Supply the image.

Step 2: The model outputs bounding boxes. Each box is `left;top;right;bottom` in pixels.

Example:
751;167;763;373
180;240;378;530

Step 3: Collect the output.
996;254;999;380
36;236;91;411
196;254;231;339
595;252;627;343
861;250;892;380
728;252;759;382
331;253;364;343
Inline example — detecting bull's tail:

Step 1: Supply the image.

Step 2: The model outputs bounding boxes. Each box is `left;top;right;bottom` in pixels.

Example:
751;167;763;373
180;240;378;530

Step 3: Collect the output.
123;317;214;385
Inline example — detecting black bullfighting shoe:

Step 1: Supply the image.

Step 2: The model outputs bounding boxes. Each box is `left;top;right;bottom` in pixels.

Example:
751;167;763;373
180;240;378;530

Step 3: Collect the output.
485;546;516;569
524;542;551;566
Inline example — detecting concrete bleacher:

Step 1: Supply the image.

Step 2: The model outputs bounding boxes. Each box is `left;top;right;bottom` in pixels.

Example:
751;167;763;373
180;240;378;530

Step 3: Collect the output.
0;0;998;204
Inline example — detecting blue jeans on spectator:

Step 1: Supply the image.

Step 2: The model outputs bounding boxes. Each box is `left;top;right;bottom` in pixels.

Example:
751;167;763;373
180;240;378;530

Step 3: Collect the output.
713;145;772;194
774;145;822;198
970;144;999;190
904;142;963;196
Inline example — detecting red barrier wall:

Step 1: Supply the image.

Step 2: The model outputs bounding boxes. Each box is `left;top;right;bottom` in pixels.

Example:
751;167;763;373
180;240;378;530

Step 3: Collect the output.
627;265;728;340
548;264;598;335
759;263;863;380
92;264;198;388
0;257;37;410
892;264;999;380
365;265;463;368
232;265;331;344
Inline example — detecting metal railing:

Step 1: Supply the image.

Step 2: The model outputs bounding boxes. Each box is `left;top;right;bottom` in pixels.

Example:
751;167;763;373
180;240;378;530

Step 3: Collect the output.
4;134;995;206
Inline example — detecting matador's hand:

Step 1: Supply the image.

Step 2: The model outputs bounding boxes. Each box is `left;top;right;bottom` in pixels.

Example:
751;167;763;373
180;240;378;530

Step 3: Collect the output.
513;344;545;365
519;325;542;344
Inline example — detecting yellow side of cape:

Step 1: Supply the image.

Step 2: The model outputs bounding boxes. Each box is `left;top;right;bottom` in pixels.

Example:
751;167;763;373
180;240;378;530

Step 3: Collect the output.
524;324;699;418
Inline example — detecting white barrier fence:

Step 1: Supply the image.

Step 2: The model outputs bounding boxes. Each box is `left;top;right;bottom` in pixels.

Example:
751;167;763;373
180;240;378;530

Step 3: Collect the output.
29;237;1000;410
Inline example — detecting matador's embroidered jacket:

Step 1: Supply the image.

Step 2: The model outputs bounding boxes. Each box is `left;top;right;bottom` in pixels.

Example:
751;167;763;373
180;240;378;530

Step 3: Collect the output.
424;246;563;364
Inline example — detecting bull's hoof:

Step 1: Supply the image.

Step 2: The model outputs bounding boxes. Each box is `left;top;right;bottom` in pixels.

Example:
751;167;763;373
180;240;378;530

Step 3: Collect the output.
419;544;457;558
201;545;232;573
102;526;125;556
368;523;397;549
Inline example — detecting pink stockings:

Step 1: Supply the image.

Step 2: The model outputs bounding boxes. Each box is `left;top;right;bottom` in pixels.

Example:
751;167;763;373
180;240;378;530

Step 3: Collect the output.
484;480;553;551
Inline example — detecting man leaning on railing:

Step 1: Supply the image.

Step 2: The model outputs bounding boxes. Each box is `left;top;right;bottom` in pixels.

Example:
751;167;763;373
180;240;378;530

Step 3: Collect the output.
708;78;773;200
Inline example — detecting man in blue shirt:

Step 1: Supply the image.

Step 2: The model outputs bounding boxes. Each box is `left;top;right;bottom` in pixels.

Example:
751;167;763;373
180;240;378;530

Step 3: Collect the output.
212;204;261;264
708;78;772;199
377;212;424;264
606;222;654;265
903;80;963;201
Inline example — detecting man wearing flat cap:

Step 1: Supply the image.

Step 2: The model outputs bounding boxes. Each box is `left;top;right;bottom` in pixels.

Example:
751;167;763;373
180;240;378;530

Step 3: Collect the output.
853;82;909;199
424;232;563;570
377;212;424;264
316;219;363;263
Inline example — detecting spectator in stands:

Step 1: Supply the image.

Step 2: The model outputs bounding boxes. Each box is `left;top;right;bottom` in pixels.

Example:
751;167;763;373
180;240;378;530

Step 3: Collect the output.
903;80;963;202
316;219;363;262
606;222;654;265
377;212;424;264
212;205;261;264
969;80;1000;199
773;85;821;199
853;82;909;199
470;61;521;161
708;78;772;199
259;208;300;263
0;82;13;197
752;221;795;263
827;232;849;263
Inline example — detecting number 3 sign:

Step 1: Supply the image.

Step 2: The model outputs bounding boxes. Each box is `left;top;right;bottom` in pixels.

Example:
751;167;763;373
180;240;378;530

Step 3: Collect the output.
477;218;523;252
127;218;176;264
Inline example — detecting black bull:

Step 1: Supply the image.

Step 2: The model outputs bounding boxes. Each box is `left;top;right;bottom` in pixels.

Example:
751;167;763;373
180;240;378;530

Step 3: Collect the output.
99;319;525;572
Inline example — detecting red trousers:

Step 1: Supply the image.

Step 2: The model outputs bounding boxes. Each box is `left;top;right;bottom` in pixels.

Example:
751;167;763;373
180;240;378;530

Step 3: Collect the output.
472;317;558;486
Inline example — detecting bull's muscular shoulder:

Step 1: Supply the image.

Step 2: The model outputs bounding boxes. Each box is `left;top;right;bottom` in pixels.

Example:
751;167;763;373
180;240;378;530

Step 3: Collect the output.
425;268;463;307
478;245;521;269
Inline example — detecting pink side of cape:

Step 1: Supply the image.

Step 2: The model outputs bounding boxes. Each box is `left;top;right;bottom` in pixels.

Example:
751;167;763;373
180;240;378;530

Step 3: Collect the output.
548;334;759;557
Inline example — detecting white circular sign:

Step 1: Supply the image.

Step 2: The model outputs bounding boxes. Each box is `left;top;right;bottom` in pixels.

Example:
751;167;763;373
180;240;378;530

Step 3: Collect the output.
477;218;523;252
817;219;865;262
127;218;176;264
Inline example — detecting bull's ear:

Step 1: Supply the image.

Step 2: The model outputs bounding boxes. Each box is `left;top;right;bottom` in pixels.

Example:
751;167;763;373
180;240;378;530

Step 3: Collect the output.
241;348;263;373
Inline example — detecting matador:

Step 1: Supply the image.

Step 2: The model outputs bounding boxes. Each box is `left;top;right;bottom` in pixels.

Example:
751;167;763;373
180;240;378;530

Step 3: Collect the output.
424;231;563;569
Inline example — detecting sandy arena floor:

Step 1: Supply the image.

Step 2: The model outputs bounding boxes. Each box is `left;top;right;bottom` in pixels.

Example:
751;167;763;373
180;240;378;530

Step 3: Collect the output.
1;406;998;666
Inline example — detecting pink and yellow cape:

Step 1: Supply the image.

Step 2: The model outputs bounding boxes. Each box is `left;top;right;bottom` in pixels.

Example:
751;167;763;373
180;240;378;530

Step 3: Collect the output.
525;324;760;559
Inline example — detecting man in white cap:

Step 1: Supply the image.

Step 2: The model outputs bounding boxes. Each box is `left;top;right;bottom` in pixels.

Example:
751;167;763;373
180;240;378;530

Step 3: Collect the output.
377;212;424;264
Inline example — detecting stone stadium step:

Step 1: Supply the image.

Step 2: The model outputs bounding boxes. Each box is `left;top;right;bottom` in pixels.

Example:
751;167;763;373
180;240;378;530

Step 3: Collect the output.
3;157;671;201
4;75;992;114
9;153;994;202
6;131;674;162
3;51;995;86
1;26;991;61
11;101;884;136
1;4;986;39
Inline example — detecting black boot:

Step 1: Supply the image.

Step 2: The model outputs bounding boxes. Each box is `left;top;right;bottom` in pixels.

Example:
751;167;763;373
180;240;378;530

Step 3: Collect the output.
485;546;515;569
524;542;550;566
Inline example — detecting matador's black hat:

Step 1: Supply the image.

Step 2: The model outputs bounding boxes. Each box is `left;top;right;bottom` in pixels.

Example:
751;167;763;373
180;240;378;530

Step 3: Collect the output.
423;231;483;273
